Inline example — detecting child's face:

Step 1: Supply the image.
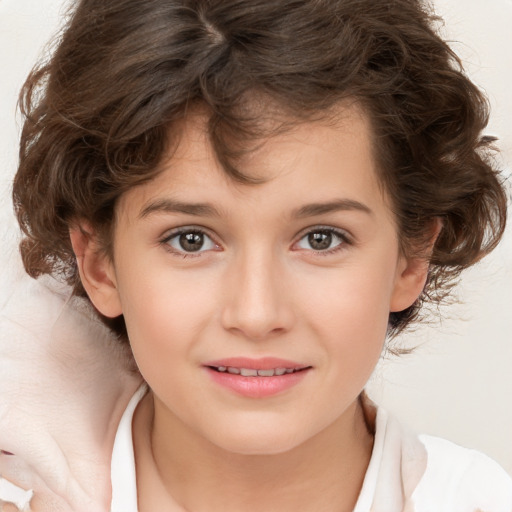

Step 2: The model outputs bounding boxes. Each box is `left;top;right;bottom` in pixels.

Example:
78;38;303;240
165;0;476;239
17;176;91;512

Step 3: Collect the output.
84;105;426;454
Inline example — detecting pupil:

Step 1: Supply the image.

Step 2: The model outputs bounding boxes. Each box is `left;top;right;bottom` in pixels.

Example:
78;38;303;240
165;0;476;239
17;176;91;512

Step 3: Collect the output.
179;232;203;252
308;232;331;250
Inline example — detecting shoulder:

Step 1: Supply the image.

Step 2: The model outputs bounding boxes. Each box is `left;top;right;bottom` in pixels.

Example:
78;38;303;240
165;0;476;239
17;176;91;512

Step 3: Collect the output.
411;434;512;512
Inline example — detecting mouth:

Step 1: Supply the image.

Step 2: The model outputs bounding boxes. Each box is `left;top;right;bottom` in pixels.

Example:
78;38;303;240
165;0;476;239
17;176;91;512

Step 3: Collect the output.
203;358;312;398
207;366;309;377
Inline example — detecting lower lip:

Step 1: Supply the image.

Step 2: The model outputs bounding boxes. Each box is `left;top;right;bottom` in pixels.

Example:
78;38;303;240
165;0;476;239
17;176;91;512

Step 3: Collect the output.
205;368;310;398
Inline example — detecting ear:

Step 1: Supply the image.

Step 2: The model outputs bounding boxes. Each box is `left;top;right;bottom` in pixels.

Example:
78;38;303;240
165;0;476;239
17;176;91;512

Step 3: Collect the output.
69;224;123;318
390;218;442;312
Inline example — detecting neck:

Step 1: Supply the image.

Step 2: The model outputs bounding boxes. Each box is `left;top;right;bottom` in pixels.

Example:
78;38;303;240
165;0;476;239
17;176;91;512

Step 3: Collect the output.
133;392;373;512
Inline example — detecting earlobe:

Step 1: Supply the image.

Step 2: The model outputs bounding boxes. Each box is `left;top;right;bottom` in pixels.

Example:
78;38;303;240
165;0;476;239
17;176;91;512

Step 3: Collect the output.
390;218;442;313
69;225;123;318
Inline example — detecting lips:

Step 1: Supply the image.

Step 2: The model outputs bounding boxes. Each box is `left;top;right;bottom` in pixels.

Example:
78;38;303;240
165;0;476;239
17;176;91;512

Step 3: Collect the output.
204;357;309;371
203;357;311;398
212;366;299;377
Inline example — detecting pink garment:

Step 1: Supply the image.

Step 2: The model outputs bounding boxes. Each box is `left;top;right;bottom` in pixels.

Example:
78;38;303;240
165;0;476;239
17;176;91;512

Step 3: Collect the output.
0;274;142;511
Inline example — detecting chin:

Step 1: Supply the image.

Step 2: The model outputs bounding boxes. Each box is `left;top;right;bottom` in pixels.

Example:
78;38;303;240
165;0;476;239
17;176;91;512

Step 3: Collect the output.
206;423;309;456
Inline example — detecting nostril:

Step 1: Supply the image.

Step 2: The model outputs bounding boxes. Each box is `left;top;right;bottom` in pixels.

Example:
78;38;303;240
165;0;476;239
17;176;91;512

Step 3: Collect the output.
1;450;14;455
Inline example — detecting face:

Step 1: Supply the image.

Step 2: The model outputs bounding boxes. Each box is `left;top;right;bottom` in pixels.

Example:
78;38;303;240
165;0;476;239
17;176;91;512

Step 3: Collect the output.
78;105;426;455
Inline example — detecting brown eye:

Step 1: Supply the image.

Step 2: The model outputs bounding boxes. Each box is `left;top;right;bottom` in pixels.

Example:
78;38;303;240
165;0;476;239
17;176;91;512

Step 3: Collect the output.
179;232;204;252
308;232;332;250
295;228;348;252
165;229;217;254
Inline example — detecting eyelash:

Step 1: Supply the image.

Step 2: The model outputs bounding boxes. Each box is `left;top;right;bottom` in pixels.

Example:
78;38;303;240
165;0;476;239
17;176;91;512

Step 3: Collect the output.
159;226;352;258
159;227;220;259
293;226;352;256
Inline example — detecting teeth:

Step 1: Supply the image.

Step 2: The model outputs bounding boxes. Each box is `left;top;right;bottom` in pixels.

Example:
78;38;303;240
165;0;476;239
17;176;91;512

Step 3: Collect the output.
240;368;258;377
257;369;275;377
215;366;304;376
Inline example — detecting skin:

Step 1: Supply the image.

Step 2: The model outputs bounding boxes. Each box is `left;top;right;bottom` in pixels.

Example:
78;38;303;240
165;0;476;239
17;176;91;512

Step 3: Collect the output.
71;104;431;511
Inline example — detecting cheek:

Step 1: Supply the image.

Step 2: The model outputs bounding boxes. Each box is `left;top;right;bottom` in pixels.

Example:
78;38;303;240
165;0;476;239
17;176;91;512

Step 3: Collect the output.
118;277;207;396
300;260;395;329
296;260;395;370
115;258;219;360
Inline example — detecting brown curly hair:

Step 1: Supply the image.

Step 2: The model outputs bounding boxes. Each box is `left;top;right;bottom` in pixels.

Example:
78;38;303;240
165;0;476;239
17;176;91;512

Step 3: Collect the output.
13;0;507;342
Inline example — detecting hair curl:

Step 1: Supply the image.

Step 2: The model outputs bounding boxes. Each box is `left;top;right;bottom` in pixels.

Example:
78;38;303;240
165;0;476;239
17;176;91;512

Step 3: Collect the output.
13;0;507;343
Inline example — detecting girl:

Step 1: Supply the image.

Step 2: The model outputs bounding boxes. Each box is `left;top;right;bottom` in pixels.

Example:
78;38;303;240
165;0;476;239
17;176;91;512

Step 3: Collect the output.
1;0;511;510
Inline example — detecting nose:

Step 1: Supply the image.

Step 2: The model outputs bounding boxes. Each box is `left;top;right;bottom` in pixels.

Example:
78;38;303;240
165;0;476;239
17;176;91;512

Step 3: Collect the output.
220;249;295;341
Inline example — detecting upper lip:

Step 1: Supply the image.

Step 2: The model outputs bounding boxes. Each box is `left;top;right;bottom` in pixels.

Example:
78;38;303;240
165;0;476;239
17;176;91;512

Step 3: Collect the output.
203;357;310;370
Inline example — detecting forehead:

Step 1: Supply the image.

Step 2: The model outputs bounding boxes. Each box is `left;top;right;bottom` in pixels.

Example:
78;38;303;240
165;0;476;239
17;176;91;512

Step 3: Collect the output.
116;103;392;223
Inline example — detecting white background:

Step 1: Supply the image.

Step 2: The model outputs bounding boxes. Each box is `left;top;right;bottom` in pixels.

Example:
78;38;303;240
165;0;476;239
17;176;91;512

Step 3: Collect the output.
1;0;511;474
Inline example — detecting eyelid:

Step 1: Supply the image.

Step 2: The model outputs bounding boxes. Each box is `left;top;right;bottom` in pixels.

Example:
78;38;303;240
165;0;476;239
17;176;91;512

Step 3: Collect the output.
294;225;352;242
292;225;353;253
159;225;222;256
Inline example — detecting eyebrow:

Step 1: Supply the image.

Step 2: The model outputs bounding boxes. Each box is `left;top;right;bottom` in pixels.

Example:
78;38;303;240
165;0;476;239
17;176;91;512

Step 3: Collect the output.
138;199;222;219
138;197;373;220
292;199;373;218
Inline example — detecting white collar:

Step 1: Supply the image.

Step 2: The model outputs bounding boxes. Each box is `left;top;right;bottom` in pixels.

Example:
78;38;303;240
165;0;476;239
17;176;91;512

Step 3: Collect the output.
110;385;148;512
109;389;426;512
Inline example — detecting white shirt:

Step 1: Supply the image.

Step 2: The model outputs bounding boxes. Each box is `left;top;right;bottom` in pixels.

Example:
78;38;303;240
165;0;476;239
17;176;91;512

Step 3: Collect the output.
110;388;512;512
110;386;147;512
